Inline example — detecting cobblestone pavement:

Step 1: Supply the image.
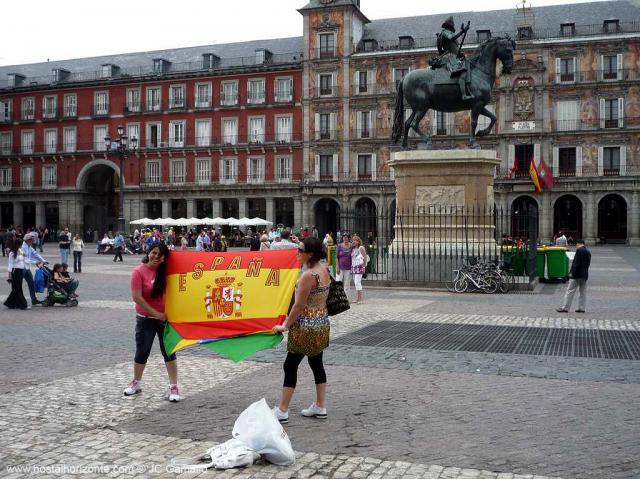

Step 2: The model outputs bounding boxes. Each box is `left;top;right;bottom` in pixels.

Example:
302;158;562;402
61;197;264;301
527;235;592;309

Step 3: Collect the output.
0;246;639;478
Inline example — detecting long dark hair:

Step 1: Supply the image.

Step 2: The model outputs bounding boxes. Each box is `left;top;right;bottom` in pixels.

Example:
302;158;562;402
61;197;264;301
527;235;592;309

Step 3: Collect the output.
148;241;170;298
302;237;326;265
9;237;22;257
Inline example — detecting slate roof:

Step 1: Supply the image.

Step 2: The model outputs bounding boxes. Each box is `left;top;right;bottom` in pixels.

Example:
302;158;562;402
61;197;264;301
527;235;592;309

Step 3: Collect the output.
298;0;361;12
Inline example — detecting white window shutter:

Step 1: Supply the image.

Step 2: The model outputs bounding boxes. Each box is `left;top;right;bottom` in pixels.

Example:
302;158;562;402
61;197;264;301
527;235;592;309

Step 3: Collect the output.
331;73;336;96
552;147;559;176
599;55;604;81
576;146;583;176
620;146;626;176
314;154;320;180
371;153;377;181
618;97;624;128
598;146;604;176
508;144;515;175
332;153;338;182
534;143;541;169
431;110;437;136
330;113;336;140
617;53;623;80
555;58;561;83
599;98;606;129
315;113;320;140
572;57;576;83
356;111;362;138
371;109;376;138
367;71;373;91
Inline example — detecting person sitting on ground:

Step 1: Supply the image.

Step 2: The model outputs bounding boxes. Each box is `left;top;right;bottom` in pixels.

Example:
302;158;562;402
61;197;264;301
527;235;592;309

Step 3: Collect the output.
52;263;79;297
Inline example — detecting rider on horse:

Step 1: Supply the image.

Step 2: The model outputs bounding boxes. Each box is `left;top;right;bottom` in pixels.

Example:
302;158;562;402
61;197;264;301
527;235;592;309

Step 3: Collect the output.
436;16;474;101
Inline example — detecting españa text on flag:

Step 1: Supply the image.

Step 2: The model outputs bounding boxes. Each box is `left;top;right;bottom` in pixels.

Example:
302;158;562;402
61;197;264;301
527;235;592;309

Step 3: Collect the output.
163;250;298;360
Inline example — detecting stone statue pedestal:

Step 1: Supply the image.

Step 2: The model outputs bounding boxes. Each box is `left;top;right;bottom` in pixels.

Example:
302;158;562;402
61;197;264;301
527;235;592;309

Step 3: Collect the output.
387;149;500;281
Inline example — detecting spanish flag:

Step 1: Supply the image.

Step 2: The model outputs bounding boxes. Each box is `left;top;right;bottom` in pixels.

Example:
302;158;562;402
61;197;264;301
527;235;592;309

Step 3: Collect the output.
529;158;542;193
163;250;298;362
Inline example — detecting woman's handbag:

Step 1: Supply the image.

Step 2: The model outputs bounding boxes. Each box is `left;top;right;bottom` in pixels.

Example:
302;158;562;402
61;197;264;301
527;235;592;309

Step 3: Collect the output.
326;275;350;316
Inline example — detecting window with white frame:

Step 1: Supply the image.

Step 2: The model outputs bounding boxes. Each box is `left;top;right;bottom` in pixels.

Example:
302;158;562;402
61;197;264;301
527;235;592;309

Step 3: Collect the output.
43;95;57;118
169;85;185;108
146;123;161;148
195;83;211;108
196;158;211;184
319;33;335;58
63;94;77;117
21;165;33;189
21;130;34;154
169;121;185;147
248;157;264;183
220;157;237;184
357;111;371;138
247;79;265;104
195;119;211;147
436;111;448;135
126;124;140;147
601;98;624;128
221;81;238;106
101;65;112;79
43;165;57;188
358;154;373;180
394;67;409;90
0;132;12;154
319;74;333;96
602;147;620;175
276;156;292;182
170;159;185;183
126;89;140;112
0;100;10;122
275;78;293;102
318;113;332;140
94;92;108;115
555;100;579;131
222;118;238;144
44;129;57;153
319;155;333;180
63;127;76;153
146;160;161;184
248;117;265;143
555;57;576;83
357;71;372;94
146;87;161;111
21;97;34;120
601;54;623;81
94;125;108;151
0;167;11;190
276;116;292;143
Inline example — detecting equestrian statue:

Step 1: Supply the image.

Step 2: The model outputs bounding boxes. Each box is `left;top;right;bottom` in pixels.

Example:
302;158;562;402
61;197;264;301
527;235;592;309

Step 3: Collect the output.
391;17;516;149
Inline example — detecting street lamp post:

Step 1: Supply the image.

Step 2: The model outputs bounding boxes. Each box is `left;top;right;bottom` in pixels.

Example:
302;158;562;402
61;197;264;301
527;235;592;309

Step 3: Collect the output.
105;125;137;235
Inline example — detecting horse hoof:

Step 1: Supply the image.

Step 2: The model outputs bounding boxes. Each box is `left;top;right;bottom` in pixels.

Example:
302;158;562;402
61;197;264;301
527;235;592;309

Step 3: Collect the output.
469;143;481;150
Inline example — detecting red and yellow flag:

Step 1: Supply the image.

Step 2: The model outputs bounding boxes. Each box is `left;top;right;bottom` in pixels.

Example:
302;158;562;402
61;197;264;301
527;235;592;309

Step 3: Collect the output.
163;250;298;361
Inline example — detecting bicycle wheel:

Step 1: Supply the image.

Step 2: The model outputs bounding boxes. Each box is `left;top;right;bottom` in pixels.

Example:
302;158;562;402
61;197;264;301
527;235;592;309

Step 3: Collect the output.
499;272;515;293
481;275;499;294
447;270;460;292
454;277;468;293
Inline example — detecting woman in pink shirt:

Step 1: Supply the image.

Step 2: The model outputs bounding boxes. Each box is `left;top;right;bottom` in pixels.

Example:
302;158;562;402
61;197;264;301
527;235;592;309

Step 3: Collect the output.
123;242;181;402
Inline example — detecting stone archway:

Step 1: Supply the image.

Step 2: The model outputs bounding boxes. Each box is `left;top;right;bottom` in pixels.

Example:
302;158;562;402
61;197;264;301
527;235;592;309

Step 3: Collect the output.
313;198;341;237
354;197;377;238
553;194;583;241
598;193;627;243
511;196;539;240
79;162;119;236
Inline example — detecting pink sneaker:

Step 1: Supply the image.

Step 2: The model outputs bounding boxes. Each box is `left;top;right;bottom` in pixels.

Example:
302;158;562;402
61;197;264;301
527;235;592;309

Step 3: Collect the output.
168;384;181;402
123;379;142;396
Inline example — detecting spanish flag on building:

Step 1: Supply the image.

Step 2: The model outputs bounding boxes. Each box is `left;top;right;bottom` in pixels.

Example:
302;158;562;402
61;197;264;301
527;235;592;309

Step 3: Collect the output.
529;153;554;193
163;250;298;362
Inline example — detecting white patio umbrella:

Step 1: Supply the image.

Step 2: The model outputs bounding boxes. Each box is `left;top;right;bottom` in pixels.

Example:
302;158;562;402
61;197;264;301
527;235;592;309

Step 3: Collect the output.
214;217;235;226
129;217;152;225
211;217;227;225
174;217;190;227
200;217;217;226
249;217;272;226
229;217;251;227
186;217;202;225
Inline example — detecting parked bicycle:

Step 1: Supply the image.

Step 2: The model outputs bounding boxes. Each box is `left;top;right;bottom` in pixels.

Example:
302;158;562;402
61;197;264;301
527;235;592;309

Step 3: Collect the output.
448;257;514;294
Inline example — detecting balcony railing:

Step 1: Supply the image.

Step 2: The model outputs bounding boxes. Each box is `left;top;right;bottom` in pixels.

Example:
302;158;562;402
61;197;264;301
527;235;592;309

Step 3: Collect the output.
314;48;337;60
20;110;35;121
0;114;11;123
145;101;162;113
92;105;109;117
274;93;293;103
247;92;266;105
496;165;640;179
220;93;238;106
308;172;393;183
42;108;58;120
124;104;141;115
194;98;212;109
351;83;385;96
63;107;77;118
138;173;306;189
168;99;186;110
312;86;337;98
602;168;620;176
604;119;621;129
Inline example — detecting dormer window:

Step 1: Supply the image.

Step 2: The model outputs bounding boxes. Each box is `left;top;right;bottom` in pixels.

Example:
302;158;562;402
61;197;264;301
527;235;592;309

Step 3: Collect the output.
561;23;575;37
255;49;272;65
53;69;69;82
202;53;220;69
153;59;170;73
477;30;491;43
7;74;25;88
361;39;377;52
100;64;119;79
517;26;533;40
398;36;414;49
603;19;620;33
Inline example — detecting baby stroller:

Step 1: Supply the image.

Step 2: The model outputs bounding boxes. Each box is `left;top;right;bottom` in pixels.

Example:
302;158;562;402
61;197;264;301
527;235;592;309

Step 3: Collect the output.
37;265;79;307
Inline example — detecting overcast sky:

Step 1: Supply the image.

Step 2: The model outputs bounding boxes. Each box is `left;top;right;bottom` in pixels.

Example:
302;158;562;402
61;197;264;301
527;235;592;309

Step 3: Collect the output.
1;0;609;67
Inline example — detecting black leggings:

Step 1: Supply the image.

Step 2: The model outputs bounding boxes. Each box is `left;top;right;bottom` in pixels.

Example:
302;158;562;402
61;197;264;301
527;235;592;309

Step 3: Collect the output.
283;352;326;388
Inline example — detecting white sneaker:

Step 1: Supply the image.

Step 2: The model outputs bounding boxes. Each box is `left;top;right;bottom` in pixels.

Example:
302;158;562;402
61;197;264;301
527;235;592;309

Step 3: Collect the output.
301;402;327;419
272;406;289;424
123;379;142;396
168;384;181;402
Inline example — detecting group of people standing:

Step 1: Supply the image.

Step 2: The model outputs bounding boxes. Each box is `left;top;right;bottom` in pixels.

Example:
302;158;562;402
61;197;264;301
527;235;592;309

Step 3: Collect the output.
335;234;369;305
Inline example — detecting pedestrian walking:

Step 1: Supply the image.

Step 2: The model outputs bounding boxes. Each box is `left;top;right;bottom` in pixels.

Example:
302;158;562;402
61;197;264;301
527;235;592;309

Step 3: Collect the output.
5;236;29;310
123;242;181;402
350;235;368;305
272;237;330;424
21;232;47;306
336;234;352;299
72;234;85;273
0;228;7;256
58;228;71;264
557;239;591;313
113;232;125;262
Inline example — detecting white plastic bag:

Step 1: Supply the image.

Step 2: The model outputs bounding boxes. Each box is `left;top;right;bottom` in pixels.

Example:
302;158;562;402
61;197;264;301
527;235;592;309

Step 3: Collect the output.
232;398;296;466
168;438;259;471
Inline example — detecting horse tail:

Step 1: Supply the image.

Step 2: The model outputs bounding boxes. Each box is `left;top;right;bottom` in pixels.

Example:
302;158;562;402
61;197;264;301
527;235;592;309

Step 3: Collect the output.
391;81;404;144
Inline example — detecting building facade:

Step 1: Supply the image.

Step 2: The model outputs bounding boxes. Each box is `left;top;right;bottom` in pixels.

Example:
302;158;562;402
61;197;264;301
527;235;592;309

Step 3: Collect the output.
1;0;639;244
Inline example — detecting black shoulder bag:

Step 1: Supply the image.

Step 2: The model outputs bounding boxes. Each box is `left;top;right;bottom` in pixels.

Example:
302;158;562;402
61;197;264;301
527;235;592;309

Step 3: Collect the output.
326;272;350;316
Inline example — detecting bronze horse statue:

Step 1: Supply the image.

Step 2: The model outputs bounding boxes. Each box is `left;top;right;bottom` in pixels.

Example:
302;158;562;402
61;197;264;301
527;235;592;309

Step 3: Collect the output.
392;36;515;149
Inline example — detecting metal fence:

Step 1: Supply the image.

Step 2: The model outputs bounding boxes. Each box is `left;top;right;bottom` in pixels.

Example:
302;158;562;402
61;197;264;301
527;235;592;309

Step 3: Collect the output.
334;206;539;287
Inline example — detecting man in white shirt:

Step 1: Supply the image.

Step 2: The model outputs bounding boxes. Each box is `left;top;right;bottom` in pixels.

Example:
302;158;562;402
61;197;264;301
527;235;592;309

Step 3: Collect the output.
270;230;298;250
195;231;206;251
22;232;47;306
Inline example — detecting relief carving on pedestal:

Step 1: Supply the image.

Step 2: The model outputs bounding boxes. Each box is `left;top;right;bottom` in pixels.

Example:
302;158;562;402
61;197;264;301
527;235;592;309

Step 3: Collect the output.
416;185;465;209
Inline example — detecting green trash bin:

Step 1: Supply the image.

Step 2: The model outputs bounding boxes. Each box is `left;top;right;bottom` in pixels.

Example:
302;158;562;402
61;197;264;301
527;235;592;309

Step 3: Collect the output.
546;246;569;280
366;246;378;274
328;245;336;277
502;246;526;275
536;246;546;280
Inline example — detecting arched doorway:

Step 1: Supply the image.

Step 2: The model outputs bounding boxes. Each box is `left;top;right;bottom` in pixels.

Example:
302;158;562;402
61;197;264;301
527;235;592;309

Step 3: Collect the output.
314;198;340;237
80;163;118;236
598;194;627;243
511;196;538;240
354;197;377;238
553;195;582;240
